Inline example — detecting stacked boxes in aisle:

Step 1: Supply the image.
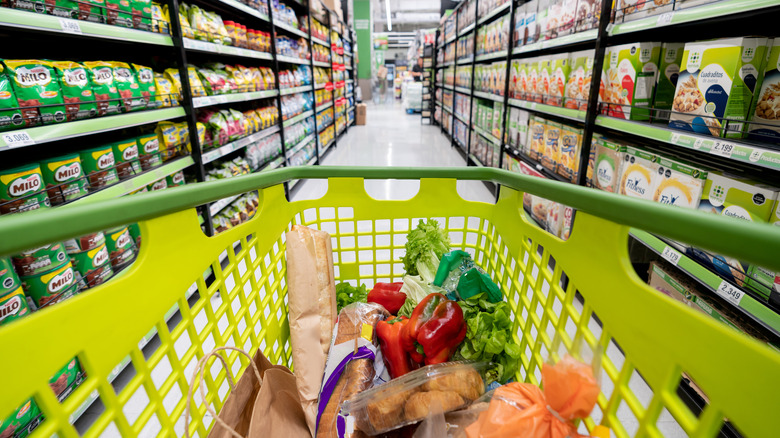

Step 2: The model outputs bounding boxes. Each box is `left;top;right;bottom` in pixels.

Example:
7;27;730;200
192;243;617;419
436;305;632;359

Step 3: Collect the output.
508;51;595;110
513;0;602;46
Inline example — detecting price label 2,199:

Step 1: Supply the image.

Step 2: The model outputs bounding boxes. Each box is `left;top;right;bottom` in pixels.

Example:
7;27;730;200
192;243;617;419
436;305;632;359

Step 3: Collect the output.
716;280;744;306
2;131;35;148
661;245;681;266
710;141;735;158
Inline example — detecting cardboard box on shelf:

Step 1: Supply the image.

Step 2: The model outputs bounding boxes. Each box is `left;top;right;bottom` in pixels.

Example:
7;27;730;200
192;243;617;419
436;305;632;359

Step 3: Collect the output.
653;156;707;209
355;103;366;125
585;134;599;187
541;120;560;172
748;39;780;144
528;115;547;160
564;49;594;111
557;124;582;183
653;42;685;122
669;37;770;138
615;0;672;23
593;137;625;193
600;42;662;121
547;53;571;107
618;145;659;200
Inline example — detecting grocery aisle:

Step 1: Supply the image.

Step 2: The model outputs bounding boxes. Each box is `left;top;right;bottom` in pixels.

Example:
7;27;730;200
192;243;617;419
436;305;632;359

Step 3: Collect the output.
293;100;495;203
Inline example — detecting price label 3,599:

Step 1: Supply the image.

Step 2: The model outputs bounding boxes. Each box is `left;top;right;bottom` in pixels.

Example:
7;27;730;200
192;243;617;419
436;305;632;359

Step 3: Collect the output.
716;280;744;306
2;131;35;148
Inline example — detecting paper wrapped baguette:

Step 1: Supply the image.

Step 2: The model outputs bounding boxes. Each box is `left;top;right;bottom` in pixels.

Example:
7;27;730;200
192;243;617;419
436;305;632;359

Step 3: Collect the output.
286;225;338;436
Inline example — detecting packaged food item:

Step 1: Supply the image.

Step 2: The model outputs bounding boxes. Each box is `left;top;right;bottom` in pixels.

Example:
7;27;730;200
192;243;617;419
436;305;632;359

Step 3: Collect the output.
615;0;672;23
0;399;43;438
186;66;207;97
12;243;68;277
524;0;539;45
83;61;122;116
51;61;97;121
618;145;659;200
77;0;105;22
131;63;157;108
110;61;145;112
151;2;169;34
669;37;769;138
574;0;600;32
593;137;624;192
80;145;120;190
164;68;184;101
20;260;78;308
0;287;31;326
585;134;598;187
547;53;570;106
131;0;152;30
39;154;89;205
652;156;707;209
105;226;136;268
111;138;142;179
42;0;78;18
535;58;550;103
78;261;113;290
49;357;86;401
127;222;142;247
3;59;66;125
105;0;134;27
600;42;662;120
527;115;546;161
652;43;685;122
147;178;167;191
0;256;21;295
341;362;486;435
0;164;51;215
532;194;552;226
0;63;25;131
748;40;780;143
137;132;162;169
564;49;594;110
63;231;106;254
541;119;560;172
557;124;582;182
153;72;177;107
69;243;110;284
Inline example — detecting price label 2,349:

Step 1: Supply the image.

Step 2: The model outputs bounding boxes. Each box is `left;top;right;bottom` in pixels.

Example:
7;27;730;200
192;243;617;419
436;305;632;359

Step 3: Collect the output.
716;280;744;306
661;245;681;266
2;131;35;148
710;141;735;158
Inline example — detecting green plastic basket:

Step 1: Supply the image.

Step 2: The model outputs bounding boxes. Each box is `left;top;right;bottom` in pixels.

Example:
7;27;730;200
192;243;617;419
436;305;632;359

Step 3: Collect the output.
0;167;778;438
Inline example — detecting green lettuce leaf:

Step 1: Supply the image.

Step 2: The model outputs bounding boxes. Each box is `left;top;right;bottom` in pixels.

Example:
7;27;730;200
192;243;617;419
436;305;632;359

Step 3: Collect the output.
335;282;368;312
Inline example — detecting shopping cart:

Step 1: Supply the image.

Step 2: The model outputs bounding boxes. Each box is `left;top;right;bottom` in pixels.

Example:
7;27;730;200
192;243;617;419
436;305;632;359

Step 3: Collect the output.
0;167;778;438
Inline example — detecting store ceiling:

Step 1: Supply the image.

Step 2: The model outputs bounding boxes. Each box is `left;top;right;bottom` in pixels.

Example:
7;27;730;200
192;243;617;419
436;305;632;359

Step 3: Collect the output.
371;0;441;32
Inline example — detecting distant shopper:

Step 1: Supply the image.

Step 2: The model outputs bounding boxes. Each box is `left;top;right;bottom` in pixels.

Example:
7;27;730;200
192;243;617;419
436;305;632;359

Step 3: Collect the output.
412;58;424;82
376;64;388;102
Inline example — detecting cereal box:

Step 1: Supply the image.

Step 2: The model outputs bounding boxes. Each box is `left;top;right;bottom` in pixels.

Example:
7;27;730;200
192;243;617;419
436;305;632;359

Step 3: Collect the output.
492;101;504;139
3;60;66;126
535;58;551;103
513;3;526;48
525;0;540;45
564;49;594;110
652;156;707;209
557;0;578;37
619;145;659;200
593;137;625;192
526;57;539;102
541;120;560;172
543;0;560;40
547;53;571;106
556;124;582;182
653;43;684;122
585;134;599;187
508;107;530;150
601;42;662;120
615;0;672;23
528;115;547;161
574;0;601;32
669;37;769;138
748;39;780;143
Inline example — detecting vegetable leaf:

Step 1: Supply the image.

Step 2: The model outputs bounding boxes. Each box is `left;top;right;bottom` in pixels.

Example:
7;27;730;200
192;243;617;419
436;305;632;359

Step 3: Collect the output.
401;219;451;282
335;282;368;311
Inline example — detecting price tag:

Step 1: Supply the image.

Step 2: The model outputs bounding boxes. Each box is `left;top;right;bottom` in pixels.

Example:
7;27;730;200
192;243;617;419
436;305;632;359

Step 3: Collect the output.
656;12;674;25
661;245;681;266
204;150;219;162
710;141;735;158
59;18;82;34
716;280;744;306
2;131;35;148
530;103;537;110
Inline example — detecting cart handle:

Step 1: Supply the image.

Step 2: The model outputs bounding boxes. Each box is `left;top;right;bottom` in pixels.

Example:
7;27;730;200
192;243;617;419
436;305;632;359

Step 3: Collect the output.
0;166;778;271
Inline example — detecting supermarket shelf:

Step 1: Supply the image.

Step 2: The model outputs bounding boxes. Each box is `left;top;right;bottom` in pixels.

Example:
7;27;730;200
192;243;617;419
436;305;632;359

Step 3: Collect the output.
274;21;307;38
282;110;314;127
192;90;278;108
610;0;778;36
508;98;587;122
454;86;472;95
445;35;456;45
454;112;469;125
468;154;484;167
477;1;511;25
68;156;194;205
313;60;330;67
629;229;780;337
202;125;280;164
276;55;309;65
595;116;780;171
279;85;313;96
285;134;315;158
183;38;273;60
505;145;570;183
475;50;508;63
319;138;334;158
443;105;453;114
456;56;473;65
317;119;334;133
443;84;454;91
438;61;454;68
473;125;500;146
258;155;285;173
210;193;241;216
473;91;504;103
0;8;173;45
314;83;326;90
316;101;334;112
0;107;185;151
458;22;475;37
513;29;598;55
311;36;329;46
216;0;270;21
435;82;444;88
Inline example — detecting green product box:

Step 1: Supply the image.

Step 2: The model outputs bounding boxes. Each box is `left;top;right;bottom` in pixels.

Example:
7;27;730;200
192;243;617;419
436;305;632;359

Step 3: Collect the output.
80;145;119;190
593;138;625;193
564;49;594;111
547;53;570;107
492;101;503;139
39;153;89;205
669;37;769;138
3;59;66;126
0;256;20;295
535;58;551;104
0;163;50;215
653;42;685;122
601;42;662;121
748;39;780;144
618;145;659;200
0;287;31;326
0;398;43;438
49;357;86;401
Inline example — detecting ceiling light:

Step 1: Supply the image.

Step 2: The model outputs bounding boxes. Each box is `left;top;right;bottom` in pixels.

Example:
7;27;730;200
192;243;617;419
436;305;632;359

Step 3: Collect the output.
386;0;392;30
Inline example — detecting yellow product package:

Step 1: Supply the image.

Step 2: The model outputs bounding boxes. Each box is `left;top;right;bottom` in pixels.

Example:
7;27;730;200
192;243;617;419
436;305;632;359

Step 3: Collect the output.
239;65;256;91
151;3;170;35
153;73;177;107
527;116;547;162
187;66;206;97
163;68;183;102
178;3;195;39
226;65;248;93
196;122;206;146
155;122;180;150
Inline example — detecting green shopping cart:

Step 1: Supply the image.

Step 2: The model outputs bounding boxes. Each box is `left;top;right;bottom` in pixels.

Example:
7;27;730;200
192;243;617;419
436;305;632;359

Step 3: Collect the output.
0;167;778;438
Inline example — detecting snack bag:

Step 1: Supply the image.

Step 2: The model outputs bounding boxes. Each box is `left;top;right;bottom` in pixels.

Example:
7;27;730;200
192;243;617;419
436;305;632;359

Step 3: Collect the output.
163;68;183;101
76;0;105;23
226;65;248;92
151;2;169;34
187;5;209;41
205;10;231;45
44;0;78;19
83;61;122;116
0;63;25;131
3;60;66;126
131;64;157;108
154;122;179;150
131;0;152;30
196;68;223;96
226;109;245;140
111;62;146;112
177;3;195;39
153;72;177;107
105;0;134;27
51;61;97;122
186;66;206;97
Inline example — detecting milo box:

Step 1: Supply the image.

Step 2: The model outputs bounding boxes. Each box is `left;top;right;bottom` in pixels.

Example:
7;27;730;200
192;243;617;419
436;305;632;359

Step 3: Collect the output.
80;145;119;190
0;256;21;294
105;226;136;268
49;357;86;401
51;61;98;122
0;287;31;326
69;243;110;277
2;60;66;126
82;61;121;116
63;231;106;254
0;63;25;131
147;178;167;191
0;399;43;438
39;154;89;205
0;163;50;215
21;260;77;308
136;133;161;170
12;242;68;277
112;61;146;112
132;63;157;108
111;138;142;179
166;170;185;187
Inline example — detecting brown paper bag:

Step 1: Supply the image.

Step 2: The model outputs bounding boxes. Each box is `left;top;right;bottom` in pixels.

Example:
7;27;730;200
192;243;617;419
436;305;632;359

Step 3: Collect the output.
185;346;311;438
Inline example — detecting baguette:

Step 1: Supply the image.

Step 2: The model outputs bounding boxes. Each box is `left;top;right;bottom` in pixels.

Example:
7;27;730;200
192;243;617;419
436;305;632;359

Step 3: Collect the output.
317;303;389;438
286;225;338;436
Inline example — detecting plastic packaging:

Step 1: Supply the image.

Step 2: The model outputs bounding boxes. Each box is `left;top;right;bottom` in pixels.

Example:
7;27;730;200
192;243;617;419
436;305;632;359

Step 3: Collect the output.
340;361;487;435
434;251;501;302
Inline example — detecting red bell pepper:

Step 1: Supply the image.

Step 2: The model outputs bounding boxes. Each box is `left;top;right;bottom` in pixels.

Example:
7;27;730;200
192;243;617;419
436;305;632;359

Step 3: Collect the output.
401;293;466;365
367;282;406;314
376;316;416;378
